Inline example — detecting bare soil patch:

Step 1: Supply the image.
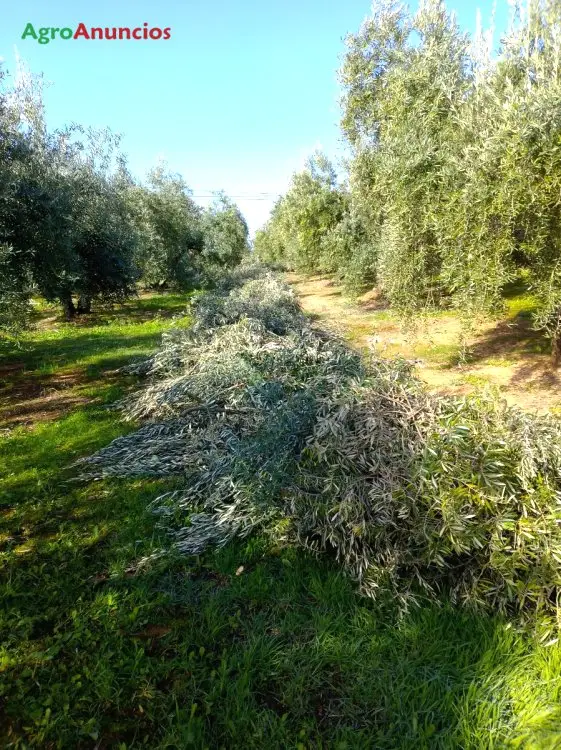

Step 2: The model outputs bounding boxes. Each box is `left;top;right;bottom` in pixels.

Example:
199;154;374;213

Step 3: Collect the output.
0;370;90;428
287;273;561;412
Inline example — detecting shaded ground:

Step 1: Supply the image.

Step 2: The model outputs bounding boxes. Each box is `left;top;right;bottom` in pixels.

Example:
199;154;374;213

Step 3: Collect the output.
0;292;192;429
287;273;561;413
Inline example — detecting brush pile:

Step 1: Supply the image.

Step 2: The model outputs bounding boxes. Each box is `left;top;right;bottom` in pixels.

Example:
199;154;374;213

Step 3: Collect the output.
80;263;561;636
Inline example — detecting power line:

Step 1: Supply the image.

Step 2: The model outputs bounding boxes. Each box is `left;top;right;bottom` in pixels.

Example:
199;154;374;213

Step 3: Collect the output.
191;195;280;200
192;191;280;195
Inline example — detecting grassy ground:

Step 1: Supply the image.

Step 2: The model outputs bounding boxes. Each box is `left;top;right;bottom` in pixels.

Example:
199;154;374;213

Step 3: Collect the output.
1;294;561;748
286;274;561;413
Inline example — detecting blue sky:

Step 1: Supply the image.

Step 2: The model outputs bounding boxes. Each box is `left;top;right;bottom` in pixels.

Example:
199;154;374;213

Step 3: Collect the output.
0;1;508;234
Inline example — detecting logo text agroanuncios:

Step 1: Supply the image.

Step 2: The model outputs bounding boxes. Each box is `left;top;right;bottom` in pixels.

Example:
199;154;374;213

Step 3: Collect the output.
22;22;171;44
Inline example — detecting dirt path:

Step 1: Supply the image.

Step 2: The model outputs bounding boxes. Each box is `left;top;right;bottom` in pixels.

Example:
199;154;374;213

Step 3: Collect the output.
287;273;561;413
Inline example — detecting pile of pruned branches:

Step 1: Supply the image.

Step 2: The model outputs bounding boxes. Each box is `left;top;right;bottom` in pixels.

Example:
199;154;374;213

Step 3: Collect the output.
79;264;561;638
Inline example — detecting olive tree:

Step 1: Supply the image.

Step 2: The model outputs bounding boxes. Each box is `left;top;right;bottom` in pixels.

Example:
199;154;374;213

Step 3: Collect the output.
0;66;142;324
255;152;346;272
201;193;249;268
132;165;204;290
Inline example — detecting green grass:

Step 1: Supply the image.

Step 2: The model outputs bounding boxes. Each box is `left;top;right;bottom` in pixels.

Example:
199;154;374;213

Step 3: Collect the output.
1;294;561;748
458;373;500;390
2;293;191;377
415;342;461;365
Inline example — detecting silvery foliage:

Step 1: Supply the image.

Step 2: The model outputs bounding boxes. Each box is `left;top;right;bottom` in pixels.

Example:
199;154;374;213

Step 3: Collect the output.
80;266;561;637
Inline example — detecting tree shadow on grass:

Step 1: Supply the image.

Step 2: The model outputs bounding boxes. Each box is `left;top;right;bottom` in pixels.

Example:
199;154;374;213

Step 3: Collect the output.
29;292;192;327
508;360;561;390
447;315;551;368
0;330;163;428
0;330;164;377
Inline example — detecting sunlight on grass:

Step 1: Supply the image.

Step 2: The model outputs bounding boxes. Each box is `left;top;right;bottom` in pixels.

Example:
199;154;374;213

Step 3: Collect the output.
414;342;459;364
506;293;539;320
459;373;498;389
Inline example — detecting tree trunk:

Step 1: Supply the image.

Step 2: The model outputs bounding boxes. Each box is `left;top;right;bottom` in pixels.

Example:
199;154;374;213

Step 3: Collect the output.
76;295;92;314
552;329;561;368
61;294;76;321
